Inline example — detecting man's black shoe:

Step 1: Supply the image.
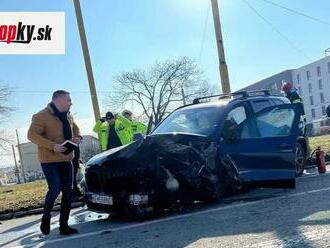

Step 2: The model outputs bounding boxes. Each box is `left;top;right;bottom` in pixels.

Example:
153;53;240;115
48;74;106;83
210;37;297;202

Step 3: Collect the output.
59;226;78;235
40;215;51;235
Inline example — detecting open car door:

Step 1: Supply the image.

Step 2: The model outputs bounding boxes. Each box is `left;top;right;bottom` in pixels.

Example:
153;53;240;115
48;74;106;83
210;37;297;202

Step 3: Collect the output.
220;104;301;188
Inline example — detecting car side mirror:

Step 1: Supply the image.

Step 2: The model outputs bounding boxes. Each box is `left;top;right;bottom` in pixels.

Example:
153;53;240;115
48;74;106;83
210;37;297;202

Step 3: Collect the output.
222;128;239;143
222;119;240;143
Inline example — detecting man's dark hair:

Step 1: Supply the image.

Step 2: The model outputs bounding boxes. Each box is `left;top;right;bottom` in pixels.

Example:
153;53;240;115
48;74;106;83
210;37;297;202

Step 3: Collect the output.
105;111;114;120
52;90;70;100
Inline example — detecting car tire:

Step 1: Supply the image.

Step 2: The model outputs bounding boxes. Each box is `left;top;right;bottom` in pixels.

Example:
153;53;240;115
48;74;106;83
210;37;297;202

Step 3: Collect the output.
123;198;158;221
295;142;306;177
123;204;150;221
284;179;296;189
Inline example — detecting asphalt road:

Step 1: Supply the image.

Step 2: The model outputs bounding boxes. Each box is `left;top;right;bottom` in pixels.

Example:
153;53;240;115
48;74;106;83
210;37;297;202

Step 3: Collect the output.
1;167;330;248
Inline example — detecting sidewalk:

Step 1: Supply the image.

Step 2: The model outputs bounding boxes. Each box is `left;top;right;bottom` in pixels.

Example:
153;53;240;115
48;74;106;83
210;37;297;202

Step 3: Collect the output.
0;198;84;221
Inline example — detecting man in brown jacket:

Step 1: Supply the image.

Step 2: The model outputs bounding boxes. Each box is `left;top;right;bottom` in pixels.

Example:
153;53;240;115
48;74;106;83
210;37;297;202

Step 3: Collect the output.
28;90;81;235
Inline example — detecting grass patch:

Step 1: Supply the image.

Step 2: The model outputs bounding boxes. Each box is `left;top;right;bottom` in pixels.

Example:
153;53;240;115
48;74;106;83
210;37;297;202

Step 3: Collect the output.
0;180;61;215
309;135;330;154
0;136;329;215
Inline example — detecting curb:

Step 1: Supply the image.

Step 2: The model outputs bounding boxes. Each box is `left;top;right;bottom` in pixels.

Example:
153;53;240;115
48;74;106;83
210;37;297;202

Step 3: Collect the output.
0;201;84;221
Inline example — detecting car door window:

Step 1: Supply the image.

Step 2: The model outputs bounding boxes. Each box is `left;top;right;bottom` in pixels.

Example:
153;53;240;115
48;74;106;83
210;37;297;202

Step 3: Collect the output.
251;99;272;112
222;106;247;136
240;107;295;139
226;106;247;125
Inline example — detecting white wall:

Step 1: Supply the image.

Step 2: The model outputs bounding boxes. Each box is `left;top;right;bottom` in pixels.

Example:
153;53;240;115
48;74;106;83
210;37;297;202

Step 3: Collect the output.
292;56;330;123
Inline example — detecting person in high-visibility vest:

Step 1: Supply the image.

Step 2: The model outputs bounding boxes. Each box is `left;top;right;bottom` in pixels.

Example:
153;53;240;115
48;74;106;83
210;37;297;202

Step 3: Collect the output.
281;81;305;115
93;111;132;151
122;110;147;137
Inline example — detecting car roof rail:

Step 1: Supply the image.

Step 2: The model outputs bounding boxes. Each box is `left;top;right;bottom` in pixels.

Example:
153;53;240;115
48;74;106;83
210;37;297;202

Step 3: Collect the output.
243;89;271;96
192;90;271;104
192;94;231;104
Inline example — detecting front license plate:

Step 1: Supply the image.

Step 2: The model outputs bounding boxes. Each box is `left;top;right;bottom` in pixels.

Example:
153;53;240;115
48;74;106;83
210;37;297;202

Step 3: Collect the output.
88;193;113;205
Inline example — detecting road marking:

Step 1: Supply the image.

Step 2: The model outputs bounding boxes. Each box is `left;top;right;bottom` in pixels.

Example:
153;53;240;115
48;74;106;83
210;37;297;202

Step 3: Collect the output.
298;171;330;179
13;185;330;248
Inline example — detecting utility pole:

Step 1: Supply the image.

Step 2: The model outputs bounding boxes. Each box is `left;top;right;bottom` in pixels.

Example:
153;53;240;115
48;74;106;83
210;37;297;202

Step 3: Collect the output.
211;0;231;94
73;0;101;122
15;129;26;183
181;87;186;105
12;144;21;184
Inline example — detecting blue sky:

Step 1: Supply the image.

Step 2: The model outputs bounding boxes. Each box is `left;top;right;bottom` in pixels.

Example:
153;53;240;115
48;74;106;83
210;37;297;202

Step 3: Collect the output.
0;0;330;165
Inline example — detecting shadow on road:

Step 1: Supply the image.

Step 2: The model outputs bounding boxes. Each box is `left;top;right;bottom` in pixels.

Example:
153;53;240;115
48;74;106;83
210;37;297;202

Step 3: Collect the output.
4;173;330;248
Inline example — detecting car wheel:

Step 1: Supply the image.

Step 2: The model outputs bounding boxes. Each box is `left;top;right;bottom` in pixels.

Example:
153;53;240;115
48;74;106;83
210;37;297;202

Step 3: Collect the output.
123;204;151;221
123;196;157;221
284;179;296;189
295;143;306;176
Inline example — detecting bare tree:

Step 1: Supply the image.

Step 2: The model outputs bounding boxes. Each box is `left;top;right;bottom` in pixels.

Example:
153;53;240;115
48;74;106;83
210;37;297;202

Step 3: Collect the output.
107;57;217;125
0;86;13;150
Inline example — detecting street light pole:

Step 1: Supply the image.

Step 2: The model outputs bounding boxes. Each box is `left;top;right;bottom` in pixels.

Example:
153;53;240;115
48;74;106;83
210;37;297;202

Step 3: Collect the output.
181;87;186;105
73;0;101;122
15;129;26;183
11;144;21;184
210;0;231;94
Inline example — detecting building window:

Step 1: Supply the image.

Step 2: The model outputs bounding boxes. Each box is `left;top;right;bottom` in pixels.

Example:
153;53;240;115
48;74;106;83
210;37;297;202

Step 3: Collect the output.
319;79;323;90
320;93;325;103
298;86;302;95
308;83;312;93
296;74;300;84
317;66;321;77
306;70;311;80
310;96;314;105
322;106;326;115
311;109;316;118
328;62;330;73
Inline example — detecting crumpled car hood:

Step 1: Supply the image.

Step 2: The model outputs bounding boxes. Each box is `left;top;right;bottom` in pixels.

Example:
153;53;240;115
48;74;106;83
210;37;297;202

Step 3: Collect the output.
85;132;238;200
86;132;211;167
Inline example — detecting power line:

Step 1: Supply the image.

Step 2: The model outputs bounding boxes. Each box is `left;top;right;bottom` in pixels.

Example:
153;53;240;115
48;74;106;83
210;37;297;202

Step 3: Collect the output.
12;90;122;94
242;0;311;61
198;0;211;63
261;0;330;27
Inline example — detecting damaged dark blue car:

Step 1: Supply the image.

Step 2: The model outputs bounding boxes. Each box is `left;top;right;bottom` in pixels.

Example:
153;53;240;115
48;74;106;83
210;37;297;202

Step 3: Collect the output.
82;91;308;219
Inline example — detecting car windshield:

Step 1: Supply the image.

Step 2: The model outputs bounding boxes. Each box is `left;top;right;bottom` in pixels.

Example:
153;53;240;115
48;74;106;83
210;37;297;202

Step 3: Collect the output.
152;106;223;136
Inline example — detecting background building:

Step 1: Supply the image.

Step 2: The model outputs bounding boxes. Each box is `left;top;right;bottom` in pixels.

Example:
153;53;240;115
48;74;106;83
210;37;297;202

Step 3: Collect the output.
241;56;330;123
79;135;100;162
0;167;17;185
292;56;330;122
240;70;293;95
